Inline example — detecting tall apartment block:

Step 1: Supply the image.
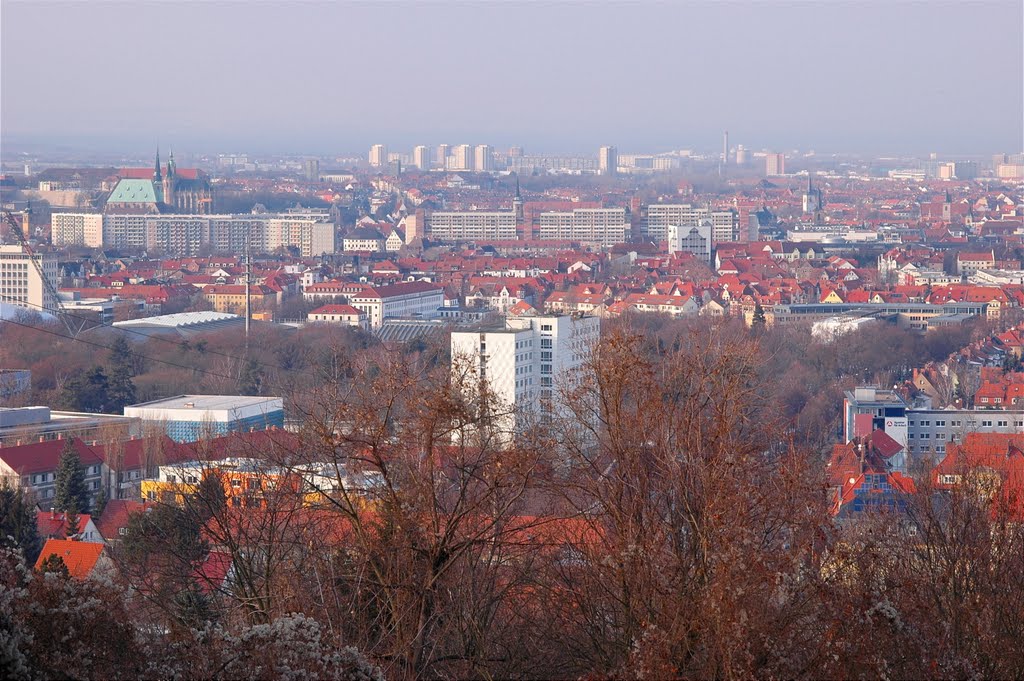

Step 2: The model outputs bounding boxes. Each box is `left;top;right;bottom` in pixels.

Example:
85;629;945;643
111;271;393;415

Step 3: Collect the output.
369;144;388;167
451;144;474;171
598;146;618;176
412;145;430;170
765;152;786;177
451;313;600;443
0;245;60;313
474;145;494;172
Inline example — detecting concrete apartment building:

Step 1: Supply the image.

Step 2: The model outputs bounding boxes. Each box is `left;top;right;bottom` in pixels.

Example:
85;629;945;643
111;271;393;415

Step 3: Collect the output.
51;212;335;257
0;244;60;313
474;145;494;172
641;204;739;244
451;313;600;442
598;146;618;175
412;145;430;170
369;144;388;167
765;153;786;176
428;211;518;242
536;208;628;246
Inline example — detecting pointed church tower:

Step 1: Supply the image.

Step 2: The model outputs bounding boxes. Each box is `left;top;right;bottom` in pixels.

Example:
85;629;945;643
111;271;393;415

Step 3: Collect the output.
163;151;176;210
513;173;524;222
153;147;164;204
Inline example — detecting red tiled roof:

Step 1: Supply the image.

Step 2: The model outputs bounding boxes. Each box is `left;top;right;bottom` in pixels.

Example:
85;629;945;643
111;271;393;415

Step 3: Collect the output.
34;539;104;579
94;500;149;542
0;438;101;475
37;510;94;539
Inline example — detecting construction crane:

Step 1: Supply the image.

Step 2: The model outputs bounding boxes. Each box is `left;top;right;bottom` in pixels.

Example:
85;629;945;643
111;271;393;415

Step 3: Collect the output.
2;208;81;336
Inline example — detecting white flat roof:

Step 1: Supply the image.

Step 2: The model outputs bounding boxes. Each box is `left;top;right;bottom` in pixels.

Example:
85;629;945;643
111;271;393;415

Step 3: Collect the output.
126;395;281;412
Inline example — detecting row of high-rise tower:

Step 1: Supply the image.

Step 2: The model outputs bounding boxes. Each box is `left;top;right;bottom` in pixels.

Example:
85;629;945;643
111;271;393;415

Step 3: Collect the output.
369;143;493;171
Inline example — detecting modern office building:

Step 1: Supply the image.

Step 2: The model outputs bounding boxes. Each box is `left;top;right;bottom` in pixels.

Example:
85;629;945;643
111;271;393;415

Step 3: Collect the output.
0;244;60;313
599;146;618;175
536;208;628;246
641;204;739;244
427;211;518;242
450;313;600;443
124;395;285;443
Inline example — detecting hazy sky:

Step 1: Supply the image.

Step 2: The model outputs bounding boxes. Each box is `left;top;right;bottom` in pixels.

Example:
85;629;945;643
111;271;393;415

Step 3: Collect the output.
2;1;1022;156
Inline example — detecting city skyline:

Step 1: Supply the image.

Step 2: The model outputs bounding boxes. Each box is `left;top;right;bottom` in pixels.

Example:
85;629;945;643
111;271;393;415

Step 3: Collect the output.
2;1;1021;157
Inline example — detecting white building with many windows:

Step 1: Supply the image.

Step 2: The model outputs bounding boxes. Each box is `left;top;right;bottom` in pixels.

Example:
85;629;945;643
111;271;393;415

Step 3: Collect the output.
427;211;518;242
0;244;60;313
536;208;627;246
348;281;444;329
450;313;600;444
642;204;739;244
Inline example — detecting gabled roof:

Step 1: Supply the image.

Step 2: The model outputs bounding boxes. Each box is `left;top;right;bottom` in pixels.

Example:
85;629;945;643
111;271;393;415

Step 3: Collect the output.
37;510;94;539
35;539;105;579
94;500;148;542
0;438;101;475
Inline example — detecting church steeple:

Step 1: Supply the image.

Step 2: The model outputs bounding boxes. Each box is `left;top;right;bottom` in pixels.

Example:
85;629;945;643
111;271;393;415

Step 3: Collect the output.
154;147;162;182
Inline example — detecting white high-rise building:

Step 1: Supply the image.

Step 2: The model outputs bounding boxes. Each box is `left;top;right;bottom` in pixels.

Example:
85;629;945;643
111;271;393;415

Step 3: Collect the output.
451;144;473;171
0;244;60;313
642;204;738;244
412;145;430;170
598;146;618;175
450;313;599;443
369;144;388;167
474;144;494;172
436;144;450;169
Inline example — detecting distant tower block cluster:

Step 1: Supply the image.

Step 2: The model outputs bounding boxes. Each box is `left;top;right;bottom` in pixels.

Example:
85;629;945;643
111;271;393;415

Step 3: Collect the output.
599;145;617;176
735;145;748;165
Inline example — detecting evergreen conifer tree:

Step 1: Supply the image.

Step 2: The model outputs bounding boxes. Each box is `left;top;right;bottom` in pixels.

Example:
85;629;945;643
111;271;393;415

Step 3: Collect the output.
93;485;108;517
65;500;80;538
53;439;90;514
751;300;767;331
0;484;42;562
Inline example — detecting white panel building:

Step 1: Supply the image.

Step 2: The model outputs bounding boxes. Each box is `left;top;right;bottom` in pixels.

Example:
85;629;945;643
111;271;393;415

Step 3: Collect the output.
536;208;627;246
0;245;60;312
427;211;518;242
451;313;600;444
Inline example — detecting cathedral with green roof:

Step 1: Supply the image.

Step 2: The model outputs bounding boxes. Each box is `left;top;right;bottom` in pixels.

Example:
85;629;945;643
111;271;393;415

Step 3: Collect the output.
104;149;213;214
